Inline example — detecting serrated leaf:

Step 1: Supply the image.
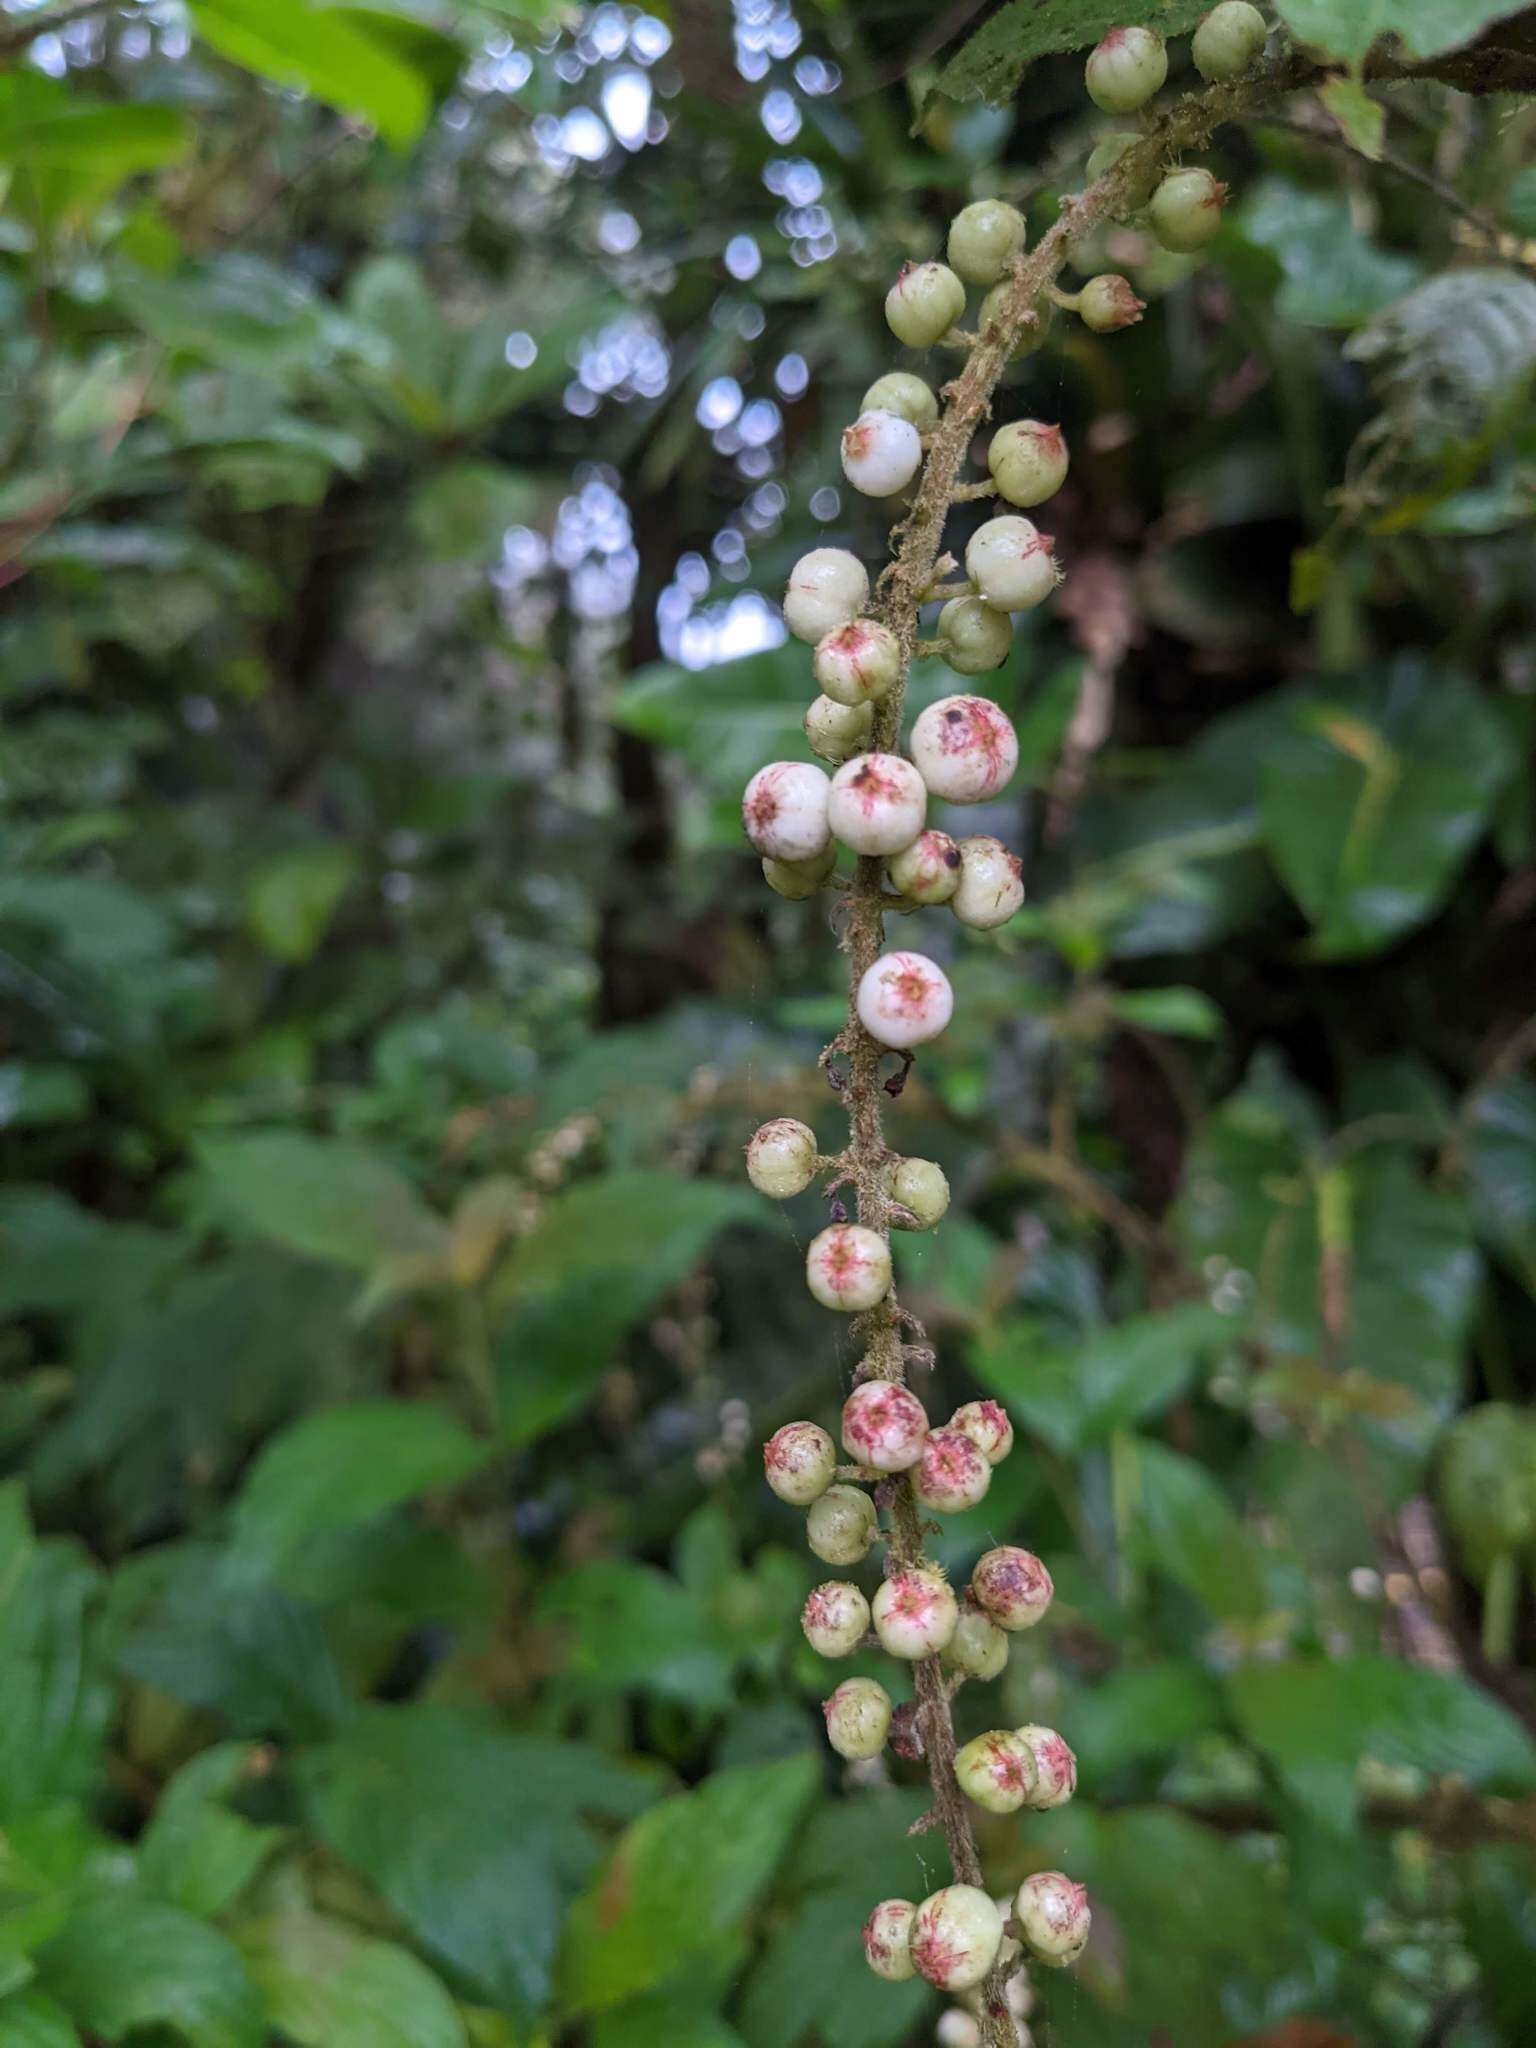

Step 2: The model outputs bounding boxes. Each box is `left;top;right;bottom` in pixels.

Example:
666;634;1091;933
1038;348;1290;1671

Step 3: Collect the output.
1237;179;1421;328
1274;0;1530;68
537;1561;734;1713
1125;1438;1268;1621
36;1892;263;2048
238;1895;466;2048
1346;267;1536;458
195;1131;448;1278
930;0;1206;107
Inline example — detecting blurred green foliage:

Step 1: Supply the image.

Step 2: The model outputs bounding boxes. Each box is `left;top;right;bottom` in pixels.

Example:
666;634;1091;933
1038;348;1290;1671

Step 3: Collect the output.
3;1;1536;2045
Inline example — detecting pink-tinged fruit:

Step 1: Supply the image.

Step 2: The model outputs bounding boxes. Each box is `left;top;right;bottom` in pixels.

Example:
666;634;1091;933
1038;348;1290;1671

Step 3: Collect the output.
855;950;954;1050
827;752;927;857
949;1398;1013;1465
841;1379;928;1471
1149;167;1229;253
763;1419;837;1507
885;261;967;349
841;409;923;498
742;761;831;864
806;1223;892;1312
887;828;962;905
970;1544;1054;1631
953;1728;1039;1814
745;1117;818;1199
1014;1871;1091;1966
1084;24;1167;111
964;514;1059;611
910;694;1019;804
1078;272;1145;333
952;835;1024;930
912;1428;992;1514
988;419;1069;509
801;1579;871;1658
863;1898;918;1982
1015;1723;1078;1810
813;619;901;706
872;1566;959;1659
910;1885;1004;1991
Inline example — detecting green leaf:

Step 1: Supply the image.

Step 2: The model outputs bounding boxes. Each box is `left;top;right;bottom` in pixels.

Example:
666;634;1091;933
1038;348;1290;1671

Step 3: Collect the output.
1227;1656;1536;1824
195;1131;448;1280
0;1485;110;1827
139;1745;286;1920
245;843;359;964
930;0;1206;106
1273;0;1531;68
188;0;430;146
233;1401;491;1571
1437;1404;1536;1579
37;1892;263;2048
301;1704;662;2025
1346;267;1536;459
1066;1661;1226;1780
1459;1846;1536;2040
974;1304;1235;1454
596;1998;749;2048
0;1064;88;1128
0;77;189;219
1236;179;1422;328
238;1891;466;2048
738;1891;928;2048
1318;74;1385;158
560;1756;818;2014
0;1990;82;2048
1125;1438;1268;1621
537;1561;734;1713
1465;1077;1536;1291
1258;659;1512;958
1106;986;1224;1039
408;463;538;562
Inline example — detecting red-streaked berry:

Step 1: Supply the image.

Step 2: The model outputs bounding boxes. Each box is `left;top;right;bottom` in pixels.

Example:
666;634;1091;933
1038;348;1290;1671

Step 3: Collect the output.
784;547;869;643
802;1579;871;1657
935;595;1012;675
952;835;1024;930
887;828;962;905
823;1675;892;1759
1192;0;1267;80
965;514;1058;612
953;1728;1039;1813
949;1398;1013;1465
842;409;923;497
1085;26;1167;112
1014;1871;1090;1966
913;1427;992;1514
745;1117;818;1198
842;1379;928;1471
988;420;1069;508
827;753;927;857
886;261;967;348
943;1605;1009;1681
855;950;954;1050
862;370;939;429
970;1544;1054;1631
1014;1723;1078;1809
890;1157;950;1230
1078;272;1146;332
813;619;901;706
763;1420;837;1506
806;1483;878;1564
911;1885;1004;1991
1149;166;1229;252
872;1565;959;1658
863;1898;917;1981
947;199;1026;285
911;693;1019;803
742;761;831;863
806;1222;892;1311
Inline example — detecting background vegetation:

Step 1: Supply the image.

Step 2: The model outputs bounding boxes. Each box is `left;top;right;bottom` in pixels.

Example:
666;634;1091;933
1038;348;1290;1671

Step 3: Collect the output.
4;1;1536;2044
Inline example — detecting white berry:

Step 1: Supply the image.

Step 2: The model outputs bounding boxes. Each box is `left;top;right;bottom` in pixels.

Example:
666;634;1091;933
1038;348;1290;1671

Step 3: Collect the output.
872;1566;958;1659
988;419;1069;507
1014;1871;1090;1967
965;515;1059;611
763;1420;837;1506
855;950;954;1050
863;1899;917;1982
827;753;927;857
1192;1;1267;80
1149;166;1229;252
947;199;1026;285
1085;26;1167;112
804;695;873;765
885;261;966;348
742;761;831;863
806;1222;892;1311
841;409;922;498
888;829;962;905
936;596;1012;676
911;1885;1003;1992
949;1398;1013;1464
841;1379;928;1471
763;844;838;897
911;694;1019;803
806;1483;877;1564
784;548;869;643
745;1117;817;1198
954;1729;1039;1813
1015;1723;1078;1809
890;1156;950;1229
953;836;1024;930
943;1605;1009;1682
823;1675;892;1759
813;619;901;706
862;371;938;429
802;1579;871;1657
913;1427;992;1514
970;1544;1053;1631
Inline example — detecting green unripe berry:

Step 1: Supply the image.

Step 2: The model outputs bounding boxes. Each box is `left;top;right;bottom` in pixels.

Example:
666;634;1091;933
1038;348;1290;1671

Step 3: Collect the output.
1148;167;1228;252
911;1886;1004;1992
763;1420;837;1506
802;1579;871;1657
953;1729;1039;1814
746;1117;818;1198
887;828;961;905
886;261;966;349
806;1482;878;1564
1192;1;1267;79
861;370;939;430
823;1675;892;1759
988;419;1069;509
763;844;838;897
804;695;873;766
936;595;1012;675
1084;26;1167;112
978;284;1051;359
1014;1871;1090;1967
947;199;1026;286
943;1605;1009;1681
890;1157;950;1230
1078;273;1145;333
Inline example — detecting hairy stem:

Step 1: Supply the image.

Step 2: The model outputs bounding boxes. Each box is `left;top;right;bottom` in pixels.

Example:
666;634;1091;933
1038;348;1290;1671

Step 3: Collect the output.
823;54;1310;2048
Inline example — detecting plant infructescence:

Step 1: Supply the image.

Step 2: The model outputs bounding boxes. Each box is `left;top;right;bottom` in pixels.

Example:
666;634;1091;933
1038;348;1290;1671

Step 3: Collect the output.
746;12;1328;2042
